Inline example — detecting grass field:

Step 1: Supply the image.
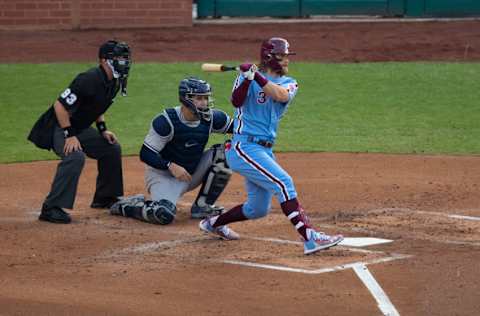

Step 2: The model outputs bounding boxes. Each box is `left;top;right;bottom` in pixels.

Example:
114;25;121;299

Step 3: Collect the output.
0;62;479;163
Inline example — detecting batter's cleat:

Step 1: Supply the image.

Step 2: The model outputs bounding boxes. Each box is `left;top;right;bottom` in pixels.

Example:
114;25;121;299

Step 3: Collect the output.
304;231;344;255
110;194;145;216
90;196;120;209
199;217;239;240
38;204;71;224
190;204;224;219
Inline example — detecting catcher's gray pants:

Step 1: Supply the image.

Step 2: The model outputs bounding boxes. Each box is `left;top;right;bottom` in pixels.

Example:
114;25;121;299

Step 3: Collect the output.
43;125;124;209
145;148;214;205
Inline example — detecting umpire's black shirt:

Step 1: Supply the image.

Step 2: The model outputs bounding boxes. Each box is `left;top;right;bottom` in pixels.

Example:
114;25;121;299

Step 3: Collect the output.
57;66;120;131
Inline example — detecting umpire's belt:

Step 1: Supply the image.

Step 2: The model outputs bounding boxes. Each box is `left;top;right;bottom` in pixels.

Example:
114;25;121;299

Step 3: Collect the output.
247;136;274;148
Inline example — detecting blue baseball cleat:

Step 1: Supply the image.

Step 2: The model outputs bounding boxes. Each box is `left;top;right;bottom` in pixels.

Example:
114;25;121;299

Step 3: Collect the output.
304;231;344;255
199;217;240;240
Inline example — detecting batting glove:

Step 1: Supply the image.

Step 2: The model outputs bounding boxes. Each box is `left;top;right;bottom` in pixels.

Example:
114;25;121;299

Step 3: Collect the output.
239;63;257;81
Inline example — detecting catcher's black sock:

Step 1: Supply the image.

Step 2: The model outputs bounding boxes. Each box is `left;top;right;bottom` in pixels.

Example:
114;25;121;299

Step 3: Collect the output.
212;204;247;227
281;198;311;241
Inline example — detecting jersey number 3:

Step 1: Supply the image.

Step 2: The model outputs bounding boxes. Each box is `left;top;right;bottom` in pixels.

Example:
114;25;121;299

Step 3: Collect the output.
257;91;267;104
61;88;77;106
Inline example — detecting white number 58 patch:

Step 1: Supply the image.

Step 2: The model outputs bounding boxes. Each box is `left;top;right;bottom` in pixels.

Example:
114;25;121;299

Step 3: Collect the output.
60;88;77;105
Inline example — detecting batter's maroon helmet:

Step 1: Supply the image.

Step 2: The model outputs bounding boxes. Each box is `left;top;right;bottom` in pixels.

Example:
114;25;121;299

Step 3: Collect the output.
260;37;295;73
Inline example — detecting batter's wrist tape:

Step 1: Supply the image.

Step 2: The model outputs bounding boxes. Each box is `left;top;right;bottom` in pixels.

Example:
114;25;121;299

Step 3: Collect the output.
96;121;107;133
62;126;77;138
254;72;269;87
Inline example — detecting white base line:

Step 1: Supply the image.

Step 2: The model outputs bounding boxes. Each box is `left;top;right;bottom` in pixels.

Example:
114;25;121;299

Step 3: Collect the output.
223;253;411;275
353;264;400;316
102;236;210;258
368;208;480;222
103;235;408;316
448;214;480;221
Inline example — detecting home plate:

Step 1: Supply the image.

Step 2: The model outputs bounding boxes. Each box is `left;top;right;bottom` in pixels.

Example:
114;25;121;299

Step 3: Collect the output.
340;237;393;247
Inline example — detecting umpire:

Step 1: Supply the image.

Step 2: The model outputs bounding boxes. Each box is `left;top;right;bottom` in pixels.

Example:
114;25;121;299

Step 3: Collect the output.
28;40;132;224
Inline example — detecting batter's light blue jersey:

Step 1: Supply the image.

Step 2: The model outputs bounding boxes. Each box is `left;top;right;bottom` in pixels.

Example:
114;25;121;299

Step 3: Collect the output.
232;72;298;140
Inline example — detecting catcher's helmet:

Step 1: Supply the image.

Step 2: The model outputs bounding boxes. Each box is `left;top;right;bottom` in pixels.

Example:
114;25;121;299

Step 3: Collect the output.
260;37;295;73
179;77;213;121
99;40;132;80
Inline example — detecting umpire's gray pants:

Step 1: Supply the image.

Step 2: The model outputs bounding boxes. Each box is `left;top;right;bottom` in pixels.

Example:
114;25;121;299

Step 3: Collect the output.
43;125;124;209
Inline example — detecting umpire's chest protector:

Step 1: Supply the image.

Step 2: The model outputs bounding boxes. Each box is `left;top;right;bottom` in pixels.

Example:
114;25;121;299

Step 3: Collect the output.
161;108;210;174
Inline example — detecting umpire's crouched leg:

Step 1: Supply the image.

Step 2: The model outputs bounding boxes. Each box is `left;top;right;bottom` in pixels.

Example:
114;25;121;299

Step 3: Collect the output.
87;134;124;208
41;150;86;224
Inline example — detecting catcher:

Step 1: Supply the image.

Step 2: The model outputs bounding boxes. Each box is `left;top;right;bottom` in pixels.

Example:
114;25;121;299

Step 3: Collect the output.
110;77;233;224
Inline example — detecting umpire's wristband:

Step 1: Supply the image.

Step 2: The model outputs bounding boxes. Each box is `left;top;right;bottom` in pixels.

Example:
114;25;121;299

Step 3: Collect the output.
96;121;107;133
62;126;77;138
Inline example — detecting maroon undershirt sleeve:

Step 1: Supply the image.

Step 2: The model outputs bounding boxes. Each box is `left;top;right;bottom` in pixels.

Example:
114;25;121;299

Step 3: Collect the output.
231;79;251;108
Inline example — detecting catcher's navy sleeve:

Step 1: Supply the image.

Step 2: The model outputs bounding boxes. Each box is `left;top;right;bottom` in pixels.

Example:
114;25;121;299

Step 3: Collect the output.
143;113;173;153
141;113;174;170
139;145;170;170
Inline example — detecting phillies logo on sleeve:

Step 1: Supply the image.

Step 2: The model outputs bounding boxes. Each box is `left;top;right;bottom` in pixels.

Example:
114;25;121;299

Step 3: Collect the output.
287;83;298;93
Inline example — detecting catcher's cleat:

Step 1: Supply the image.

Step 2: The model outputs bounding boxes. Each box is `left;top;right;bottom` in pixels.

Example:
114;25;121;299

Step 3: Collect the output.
199;217;239;240
38;204;71;224
190;204;224;219
304;230;343;255
110;194;145;216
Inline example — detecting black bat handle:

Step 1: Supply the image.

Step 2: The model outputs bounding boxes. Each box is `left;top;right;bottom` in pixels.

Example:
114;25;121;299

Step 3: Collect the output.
221;65;238;72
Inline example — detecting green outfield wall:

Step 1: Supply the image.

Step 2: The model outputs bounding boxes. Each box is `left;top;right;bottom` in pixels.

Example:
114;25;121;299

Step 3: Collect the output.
197;0;480;18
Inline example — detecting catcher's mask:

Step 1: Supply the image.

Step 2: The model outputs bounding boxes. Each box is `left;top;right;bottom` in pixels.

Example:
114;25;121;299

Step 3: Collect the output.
260;37;295;75
178;77;214;121
99;40;132;96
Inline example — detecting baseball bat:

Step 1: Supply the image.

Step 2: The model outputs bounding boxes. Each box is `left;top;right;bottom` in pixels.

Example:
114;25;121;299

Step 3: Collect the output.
201;63;238;72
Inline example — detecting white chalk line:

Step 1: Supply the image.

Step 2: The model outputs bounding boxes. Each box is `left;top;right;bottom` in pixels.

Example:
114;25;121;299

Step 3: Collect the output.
224;254;410;316
448;214;480;221
223;253;411;275
98;234;409;316
99;236;210;258
102;235;390;260
367;207;480;222
104;234;411;273
353;264;400;316
320;223;480;247
320;207;480;246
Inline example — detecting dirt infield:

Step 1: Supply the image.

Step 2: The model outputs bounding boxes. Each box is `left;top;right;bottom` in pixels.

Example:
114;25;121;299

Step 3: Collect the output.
1;21;480;315
1;20;480;62
1;154;480;315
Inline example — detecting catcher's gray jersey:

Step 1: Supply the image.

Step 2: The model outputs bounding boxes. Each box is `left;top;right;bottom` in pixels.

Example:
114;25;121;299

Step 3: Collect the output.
144;106;232;204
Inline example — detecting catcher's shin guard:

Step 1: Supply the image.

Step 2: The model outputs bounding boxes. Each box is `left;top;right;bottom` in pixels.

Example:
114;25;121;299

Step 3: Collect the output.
194;143;232;208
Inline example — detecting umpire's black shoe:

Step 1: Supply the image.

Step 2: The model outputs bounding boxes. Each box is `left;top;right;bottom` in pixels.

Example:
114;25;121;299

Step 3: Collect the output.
38;204;71;224
90;197;119;209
